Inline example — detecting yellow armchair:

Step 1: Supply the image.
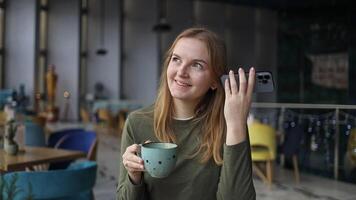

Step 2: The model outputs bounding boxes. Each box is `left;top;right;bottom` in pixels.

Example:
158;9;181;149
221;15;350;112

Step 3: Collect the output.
80;108;91;124
0;111;7;126
347;128;356;164
248;121;276;185
97;108;115;131
344;128;356;179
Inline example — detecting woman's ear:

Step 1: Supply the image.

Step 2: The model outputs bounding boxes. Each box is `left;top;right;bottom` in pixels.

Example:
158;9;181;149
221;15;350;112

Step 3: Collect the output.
211;83;218;90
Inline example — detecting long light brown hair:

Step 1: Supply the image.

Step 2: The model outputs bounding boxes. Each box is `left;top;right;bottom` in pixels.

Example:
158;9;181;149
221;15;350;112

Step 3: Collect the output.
154;27;227;165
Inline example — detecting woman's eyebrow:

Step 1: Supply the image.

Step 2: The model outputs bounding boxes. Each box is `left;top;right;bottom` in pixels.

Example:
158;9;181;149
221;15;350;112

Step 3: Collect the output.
172;53;208;65
172;53;181;58
193;59;208;65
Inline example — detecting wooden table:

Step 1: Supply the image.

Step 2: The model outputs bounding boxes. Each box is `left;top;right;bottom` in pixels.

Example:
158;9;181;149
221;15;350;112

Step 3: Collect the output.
92;99;142;113
0;146;86;172
46;122;94;133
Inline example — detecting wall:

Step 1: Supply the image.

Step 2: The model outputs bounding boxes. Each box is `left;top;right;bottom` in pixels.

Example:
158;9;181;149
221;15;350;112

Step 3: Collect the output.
122;0;159;105
5;0;36;103
223;5;278;102
47;0;80;120
87;0;120;99
3;0;278;121
122;0;277;105
162;1;278;102
3;0;121;120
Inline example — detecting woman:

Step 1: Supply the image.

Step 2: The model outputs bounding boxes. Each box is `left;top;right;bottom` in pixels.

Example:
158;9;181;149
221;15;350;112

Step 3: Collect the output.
117;27;256;200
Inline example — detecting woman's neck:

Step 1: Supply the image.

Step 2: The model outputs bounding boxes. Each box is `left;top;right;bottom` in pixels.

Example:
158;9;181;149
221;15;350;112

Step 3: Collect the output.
172;99;197;119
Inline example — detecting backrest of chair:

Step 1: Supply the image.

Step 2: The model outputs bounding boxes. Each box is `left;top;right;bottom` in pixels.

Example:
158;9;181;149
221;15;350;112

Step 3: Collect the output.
24;121;46;147
49;130;97;170
283;123;304;157
56;131;98;160
0;89;13;108
248;121;277;159
55;131;97;154
0;111;6;126
348;128;356;163
48;128;85;147
3;161;97;200
97;108;112;121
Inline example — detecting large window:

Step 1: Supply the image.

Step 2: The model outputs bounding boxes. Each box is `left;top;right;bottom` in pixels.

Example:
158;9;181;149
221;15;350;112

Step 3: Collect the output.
277;7;354;104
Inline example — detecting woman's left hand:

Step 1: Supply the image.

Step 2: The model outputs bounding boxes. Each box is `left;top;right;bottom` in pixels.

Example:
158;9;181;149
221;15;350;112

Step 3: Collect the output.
223;67;255;145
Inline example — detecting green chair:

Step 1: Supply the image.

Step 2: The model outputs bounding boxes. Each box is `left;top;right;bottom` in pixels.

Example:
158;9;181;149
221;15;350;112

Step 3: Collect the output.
2;161;97;200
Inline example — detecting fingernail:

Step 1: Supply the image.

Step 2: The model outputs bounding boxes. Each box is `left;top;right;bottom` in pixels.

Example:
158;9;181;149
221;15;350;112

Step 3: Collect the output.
239;68;243;72
251;67;255;71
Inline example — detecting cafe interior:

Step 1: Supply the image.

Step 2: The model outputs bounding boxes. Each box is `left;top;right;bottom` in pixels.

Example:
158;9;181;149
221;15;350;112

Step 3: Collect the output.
0;0;355;199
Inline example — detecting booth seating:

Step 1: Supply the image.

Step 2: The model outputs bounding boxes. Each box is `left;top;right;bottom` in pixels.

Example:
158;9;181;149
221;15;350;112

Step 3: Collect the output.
2;161;97;200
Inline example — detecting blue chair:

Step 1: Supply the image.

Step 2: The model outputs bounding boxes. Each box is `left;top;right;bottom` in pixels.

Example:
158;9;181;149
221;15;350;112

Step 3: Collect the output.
47;128;85;148
50;130;98;170
0;89;13;109
24;121;46;147
2;161;97;200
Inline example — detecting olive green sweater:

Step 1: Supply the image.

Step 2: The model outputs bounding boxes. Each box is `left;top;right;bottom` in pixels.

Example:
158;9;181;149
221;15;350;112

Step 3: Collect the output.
117;106;256;200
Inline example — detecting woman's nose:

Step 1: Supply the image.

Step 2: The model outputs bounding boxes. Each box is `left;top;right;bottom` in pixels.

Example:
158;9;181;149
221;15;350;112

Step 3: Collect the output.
177;63;189;76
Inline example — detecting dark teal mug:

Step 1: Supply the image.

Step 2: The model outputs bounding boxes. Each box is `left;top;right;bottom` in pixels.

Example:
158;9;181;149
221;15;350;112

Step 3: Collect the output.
141;142;178;178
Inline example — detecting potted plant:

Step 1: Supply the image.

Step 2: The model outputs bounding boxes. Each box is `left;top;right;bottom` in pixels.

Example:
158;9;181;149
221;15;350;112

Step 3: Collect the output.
4;119;19;155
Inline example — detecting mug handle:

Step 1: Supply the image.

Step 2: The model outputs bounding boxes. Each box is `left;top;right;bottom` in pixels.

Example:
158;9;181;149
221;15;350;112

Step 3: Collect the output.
137;143;142;158
137;140;153;157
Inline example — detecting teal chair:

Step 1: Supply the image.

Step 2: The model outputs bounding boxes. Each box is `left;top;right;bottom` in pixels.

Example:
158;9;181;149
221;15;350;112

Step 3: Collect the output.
0;89;13;109
24;121;46;147
2;161;97;200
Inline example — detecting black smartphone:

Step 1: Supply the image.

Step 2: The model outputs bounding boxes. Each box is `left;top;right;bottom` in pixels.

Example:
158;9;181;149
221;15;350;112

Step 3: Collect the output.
220;71;274;93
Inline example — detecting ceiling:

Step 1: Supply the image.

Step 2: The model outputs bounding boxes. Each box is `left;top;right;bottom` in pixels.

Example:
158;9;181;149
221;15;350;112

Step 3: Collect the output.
197;0;353;10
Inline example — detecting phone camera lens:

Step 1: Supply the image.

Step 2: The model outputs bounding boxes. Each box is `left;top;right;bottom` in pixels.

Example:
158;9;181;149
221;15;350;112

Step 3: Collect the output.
264;75;270;80
257;75;263;80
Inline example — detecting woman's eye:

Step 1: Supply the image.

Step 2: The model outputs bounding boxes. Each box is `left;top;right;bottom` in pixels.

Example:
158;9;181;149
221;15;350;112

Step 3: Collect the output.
193;63;203;70
171;57;180;63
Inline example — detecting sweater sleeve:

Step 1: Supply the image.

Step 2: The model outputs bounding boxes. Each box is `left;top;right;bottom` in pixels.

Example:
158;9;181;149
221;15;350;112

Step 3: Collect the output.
116;114;147;200
216;136;256;200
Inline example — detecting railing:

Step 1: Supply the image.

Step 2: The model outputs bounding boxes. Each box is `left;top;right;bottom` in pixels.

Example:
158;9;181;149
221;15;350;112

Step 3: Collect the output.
251;102;356;180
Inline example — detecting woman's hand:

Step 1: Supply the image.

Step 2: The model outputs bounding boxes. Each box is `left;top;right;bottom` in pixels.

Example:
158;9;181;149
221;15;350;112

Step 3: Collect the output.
224;67;255;145
122;144;145;185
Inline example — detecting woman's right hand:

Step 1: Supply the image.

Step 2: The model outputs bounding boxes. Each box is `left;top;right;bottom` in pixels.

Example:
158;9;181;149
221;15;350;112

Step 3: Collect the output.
122;144;145;185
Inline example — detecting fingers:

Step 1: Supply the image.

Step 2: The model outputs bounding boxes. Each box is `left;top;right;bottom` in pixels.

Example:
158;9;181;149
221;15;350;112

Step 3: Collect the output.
122;144;145;172
247;67;255;96
124;160;145;172
228;70;238;94
224;78;230;97
238;68;247;94
126;144;141;156
225;67;255;97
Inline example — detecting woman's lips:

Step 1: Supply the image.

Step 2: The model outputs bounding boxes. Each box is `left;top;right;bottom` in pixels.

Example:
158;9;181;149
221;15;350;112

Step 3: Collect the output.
175;80;191;87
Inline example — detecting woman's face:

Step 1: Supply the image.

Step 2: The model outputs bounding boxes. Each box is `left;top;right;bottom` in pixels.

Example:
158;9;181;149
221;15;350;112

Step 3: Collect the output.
167;37;216;105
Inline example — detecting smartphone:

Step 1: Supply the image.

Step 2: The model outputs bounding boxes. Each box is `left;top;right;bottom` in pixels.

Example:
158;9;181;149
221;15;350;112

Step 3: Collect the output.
220;71;274;93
